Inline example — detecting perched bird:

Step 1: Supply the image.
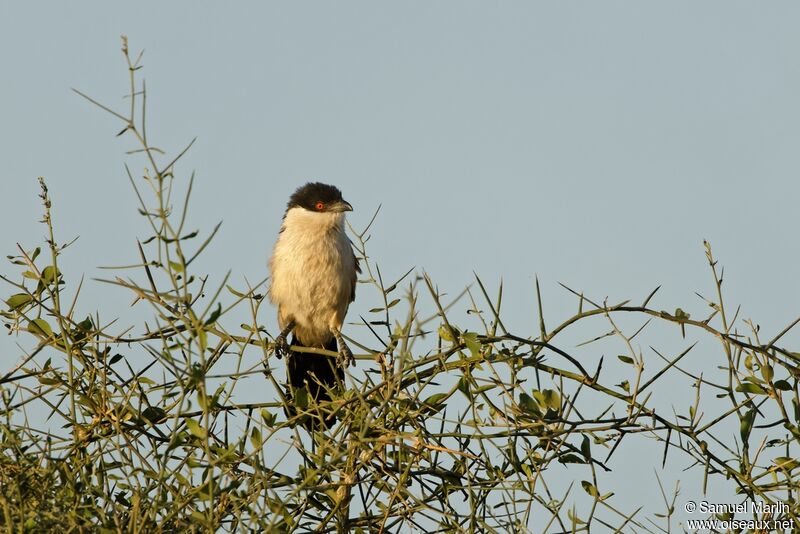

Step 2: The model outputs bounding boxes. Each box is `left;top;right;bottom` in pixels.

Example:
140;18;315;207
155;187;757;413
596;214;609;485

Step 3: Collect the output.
268;182;360;425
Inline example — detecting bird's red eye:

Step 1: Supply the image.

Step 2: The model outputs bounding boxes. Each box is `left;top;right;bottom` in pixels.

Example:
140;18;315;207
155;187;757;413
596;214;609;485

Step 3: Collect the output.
315;201;325;211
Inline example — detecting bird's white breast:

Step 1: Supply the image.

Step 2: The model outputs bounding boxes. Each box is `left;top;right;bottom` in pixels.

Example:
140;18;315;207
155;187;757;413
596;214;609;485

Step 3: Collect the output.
268;207;355;346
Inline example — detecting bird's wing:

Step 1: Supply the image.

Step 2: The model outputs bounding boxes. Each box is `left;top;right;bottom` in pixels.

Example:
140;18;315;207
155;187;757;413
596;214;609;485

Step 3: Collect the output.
350;249;360;303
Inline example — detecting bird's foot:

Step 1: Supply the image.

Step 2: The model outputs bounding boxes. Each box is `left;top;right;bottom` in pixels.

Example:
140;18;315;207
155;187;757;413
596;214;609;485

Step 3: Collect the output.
274;321;295;359
337;342;354;368
332;329;354;368
274;334;290;359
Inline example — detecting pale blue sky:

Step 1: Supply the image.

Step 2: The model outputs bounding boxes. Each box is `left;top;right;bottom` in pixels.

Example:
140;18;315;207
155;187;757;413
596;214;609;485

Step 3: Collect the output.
2;2;800;528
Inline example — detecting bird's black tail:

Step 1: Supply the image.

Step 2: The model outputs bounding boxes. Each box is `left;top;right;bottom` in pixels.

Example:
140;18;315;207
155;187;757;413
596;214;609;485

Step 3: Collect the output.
285;334;344;429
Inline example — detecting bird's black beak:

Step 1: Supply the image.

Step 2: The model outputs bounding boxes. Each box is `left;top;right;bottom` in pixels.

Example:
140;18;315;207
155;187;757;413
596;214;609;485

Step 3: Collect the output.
331;200;353;212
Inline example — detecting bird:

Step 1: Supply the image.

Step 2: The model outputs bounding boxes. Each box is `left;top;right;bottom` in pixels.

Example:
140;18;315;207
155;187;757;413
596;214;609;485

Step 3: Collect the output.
268;182;360;426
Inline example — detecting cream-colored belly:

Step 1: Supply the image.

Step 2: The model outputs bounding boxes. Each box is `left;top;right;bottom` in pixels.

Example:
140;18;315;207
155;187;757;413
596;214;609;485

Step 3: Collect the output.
269;225;353;346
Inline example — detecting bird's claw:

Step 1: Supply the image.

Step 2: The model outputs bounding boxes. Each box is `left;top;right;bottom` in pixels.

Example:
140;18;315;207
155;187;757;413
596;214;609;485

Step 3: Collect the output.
274;334;290;359
337;343;354;368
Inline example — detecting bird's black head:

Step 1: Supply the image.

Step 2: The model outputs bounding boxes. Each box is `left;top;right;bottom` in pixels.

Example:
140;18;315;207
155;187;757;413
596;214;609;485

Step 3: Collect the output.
287;182;353;213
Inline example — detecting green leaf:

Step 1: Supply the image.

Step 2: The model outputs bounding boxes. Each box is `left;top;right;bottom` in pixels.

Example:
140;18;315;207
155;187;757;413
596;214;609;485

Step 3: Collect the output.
462;332;481;357
185;419;207;440
424;393;449;411
773;456;800;471
142;406;167;424
674;308;690;321
37;375;61;386
740;408;756;444
519;393;541;416
42;265;60;285
6;293;32;310
774;380;792;391
250;427;262;450
735;383;768;395
226;284;245;298
581;480;598;497
541;389;561;412
168;260;184;273
558;453;586;465
761;364;773;382
617;355;635;365
438;325;455;342
616;380;630;393
580;435;591;461
457;375;471;399
27;318;53;338
204;303;222;326
260;409;276;427
567;506;586;525
294;387;309;410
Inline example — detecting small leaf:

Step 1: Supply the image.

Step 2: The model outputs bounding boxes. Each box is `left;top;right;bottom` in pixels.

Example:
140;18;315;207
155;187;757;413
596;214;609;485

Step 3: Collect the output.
773;456;800;471
541;389;561;411
226;285;245;298
260;409;276;427
581;480;598;497
462;332;481;357
580;435;591;461
616;380;630;393
294;387;309;410
28;318;53;338
567;506;586;524
558;453;586;464
736;383;768;395
438;325;454;342
168;260;184;273
250;427;262;450
617;355;635;365
424;393;449;408
761;364;774;383
457;375;471;399
6;293;33;310
519;393;541;416
204;303;222;326
38;375;61;386
42;265;60;285
774;380;791;391
142;406;167;424
185;419;207;439
740;408;756;444
674;308;690;321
